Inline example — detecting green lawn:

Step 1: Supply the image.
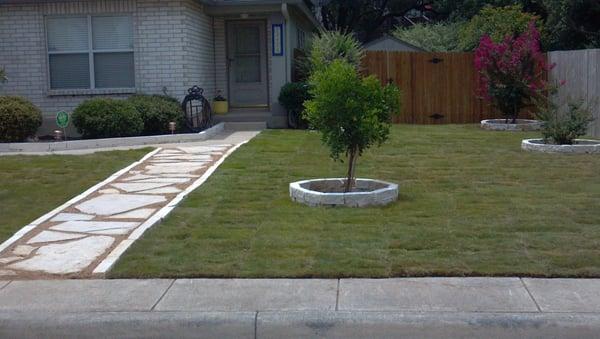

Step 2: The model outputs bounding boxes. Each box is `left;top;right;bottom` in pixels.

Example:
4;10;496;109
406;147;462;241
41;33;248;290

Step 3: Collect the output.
110;125;600;278
0;149;151;243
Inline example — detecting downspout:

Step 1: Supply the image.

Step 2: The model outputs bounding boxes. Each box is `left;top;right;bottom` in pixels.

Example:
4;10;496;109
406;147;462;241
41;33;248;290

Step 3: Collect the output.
281;2;291;82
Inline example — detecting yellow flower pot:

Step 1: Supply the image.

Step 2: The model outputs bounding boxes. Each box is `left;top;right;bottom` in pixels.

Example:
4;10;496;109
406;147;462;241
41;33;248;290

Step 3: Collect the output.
213;100;228;114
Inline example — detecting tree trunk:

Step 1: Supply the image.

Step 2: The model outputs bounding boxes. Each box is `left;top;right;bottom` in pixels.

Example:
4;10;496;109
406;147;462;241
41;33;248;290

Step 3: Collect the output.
344;147;358;193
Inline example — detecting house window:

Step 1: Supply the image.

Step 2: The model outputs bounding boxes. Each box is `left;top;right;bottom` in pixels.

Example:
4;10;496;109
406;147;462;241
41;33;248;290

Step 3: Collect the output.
297;28;306;50
46;15;134;90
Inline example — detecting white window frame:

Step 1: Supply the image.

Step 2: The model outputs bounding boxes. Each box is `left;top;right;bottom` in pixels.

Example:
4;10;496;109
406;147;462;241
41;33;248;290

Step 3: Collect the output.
46;14;135;91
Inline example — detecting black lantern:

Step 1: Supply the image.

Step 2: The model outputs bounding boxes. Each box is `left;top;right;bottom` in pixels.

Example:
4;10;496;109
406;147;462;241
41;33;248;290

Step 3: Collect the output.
181;85;212;132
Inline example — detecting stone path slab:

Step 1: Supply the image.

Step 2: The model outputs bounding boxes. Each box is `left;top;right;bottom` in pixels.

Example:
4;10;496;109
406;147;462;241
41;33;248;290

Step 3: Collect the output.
0;132;255;279
108;208;156;219
50;221;140;235
50;213;95;222
8;236;115;274
27;231;85;244
75;194;167;216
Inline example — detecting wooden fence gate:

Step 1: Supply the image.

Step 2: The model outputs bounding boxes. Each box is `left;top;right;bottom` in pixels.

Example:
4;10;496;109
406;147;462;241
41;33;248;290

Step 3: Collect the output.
363;51;498;124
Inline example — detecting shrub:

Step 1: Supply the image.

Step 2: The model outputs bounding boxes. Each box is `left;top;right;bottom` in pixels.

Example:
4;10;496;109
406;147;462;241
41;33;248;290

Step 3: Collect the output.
306;30;364;73
278;82;312;129
393;22;463;52
0;96;42;142
459;5;541;51
535;95;595;145
474;23;551;123
127;94;184;135
304;60;400;192
72;98;143;139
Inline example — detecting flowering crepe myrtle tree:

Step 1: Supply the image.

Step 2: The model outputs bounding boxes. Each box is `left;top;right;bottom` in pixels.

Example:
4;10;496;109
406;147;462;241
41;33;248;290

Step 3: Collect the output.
474;23;552;123
304;59;401;193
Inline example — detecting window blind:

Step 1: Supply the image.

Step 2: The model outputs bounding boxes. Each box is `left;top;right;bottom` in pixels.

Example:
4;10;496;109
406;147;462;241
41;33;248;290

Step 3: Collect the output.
47;15;134;90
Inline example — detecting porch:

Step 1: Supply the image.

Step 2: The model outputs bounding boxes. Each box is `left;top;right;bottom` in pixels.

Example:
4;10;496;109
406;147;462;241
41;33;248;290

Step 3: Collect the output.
205;1;318;128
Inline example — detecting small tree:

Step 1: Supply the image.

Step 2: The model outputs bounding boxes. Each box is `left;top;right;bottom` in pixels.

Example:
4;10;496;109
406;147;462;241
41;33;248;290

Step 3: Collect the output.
304;60;400;192
474;23;551;123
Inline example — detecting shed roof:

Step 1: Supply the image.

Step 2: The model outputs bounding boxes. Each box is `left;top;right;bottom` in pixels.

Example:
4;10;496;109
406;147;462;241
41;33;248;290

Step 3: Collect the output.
363;34;425;52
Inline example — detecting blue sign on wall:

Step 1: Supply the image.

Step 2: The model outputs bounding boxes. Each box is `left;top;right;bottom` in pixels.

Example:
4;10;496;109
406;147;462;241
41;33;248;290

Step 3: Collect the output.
272;24;284;56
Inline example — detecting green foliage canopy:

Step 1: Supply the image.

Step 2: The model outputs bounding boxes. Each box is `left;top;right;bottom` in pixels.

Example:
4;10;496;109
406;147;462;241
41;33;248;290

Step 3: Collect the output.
458;5;541;51
393;22;463;52
306;30;365;73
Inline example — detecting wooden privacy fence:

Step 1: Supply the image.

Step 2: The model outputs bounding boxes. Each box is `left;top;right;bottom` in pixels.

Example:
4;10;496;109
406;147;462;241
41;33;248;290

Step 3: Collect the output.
548;49;600;137
363;51;502;124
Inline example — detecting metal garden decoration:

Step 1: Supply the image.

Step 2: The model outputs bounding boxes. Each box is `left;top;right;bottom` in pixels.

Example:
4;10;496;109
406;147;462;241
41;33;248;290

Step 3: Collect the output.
181;86;212;132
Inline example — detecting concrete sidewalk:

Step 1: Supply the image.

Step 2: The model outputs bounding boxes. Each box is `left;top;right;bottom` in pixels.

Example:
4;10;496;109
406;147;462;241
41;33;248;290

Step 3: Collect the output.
1;278;599;338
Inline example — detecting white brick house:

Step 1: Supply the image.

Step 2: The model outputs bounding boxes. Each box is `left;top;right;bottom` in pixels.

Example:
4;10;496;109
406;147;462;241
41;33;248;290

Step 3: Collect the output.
0;0;319;134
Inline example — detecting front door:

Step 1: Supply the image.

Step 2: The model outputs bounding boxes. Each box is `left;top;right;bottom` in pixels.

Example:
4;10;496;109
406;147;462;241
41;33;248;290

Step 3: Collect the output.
226;21;268;107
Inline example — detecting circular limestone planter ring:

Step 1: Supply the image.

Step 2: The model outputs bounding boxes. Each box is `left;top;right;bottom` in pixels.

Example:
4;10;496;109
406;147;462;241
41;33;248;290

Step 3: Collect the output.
290;178;398;207
480;119;543;131
521;139;600;154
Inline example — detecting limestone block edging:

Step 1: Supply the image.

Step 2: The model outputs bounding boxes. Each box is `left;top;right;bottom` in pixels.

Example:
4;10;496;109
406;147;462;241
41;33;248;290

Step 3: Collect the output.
0;123;225;153
481;119;543;131
521;138;600;154
289;178;398;207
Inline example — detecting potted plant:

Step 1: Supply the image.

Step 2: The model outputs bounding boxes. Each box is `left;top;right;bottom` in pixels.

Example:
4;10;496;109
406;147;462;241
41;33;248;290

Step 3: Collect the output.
212;90;228;114
475;23;549;131
289;59;401;207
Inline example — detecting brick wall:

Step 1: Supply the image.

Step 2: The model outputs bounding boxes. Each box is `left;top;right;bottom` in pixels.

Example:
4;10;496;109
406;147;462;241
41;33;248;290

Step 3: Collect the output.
0;0;215;135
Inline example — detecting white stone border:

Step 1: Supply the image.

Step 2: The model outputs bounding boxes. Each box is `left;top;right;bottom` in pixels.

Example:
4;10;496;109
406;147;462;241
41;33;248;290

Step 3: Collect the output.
0;123;224;154
290;178;398;207
0;148;162;254
480;119;543;131
521;138;600;154
92;140;249;274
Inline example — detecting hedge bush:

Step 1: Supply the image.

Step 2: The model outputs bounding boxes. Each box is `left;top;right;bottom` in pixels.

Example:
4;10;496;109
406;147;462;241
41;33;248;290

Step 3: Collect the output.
0;96;42;142
127;94;184;135
72;98;143;139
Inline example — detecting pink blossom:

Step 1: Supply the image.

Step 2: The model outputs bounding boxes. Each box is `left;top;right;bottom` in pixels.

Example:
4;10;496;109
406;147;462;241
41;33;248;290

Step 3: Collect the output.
474;22;548;102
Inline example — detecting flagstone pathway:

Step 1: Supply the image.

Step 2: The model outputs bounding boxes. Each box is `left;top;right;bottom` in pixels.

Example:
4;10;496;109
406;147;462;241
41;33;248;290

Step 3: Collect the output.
0;142;240;279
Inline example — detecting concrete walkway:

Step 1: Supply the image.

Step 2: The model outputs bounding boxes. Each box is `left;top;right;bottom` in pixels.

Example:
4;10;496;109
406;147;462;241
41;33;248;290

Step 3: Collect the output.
0;278;599;338
0;130;260;279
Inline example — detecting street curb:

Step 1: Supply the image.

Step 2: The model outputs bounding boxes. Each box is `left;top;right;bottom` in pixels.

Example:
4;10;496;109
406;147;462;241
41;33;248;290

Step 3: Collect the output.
1;311;599;338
